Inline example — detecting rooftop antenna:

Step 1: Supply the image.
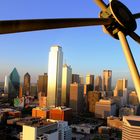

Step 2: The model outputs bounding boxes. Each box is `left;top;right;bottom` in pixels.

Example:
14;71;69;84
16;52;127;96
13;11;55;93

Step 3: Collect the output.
0;0;140;100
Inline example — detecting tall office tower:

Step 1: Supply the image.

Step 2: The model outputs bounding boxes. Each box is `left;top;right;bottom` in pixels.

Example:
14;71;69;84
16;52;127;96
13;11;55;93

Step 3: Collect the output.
72;74;80;83
23;72;31;95
4;75;9;93
86;74;94;86
79;75;84;84
37;73;48;96
87;91;101;114
47;46;63;107
84;84;93;96
61;64;72;106
30;83;37;97
69;83;84;113
8;68;20;98
95;76;102;91
114;79;128;105
122;116;140;140
102;70;112;91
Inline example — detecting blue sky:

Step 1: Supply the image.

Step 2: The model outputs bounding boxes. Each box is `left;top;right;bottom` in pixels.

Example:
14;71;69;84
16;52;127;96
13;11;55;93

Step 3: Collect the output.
0;0;140;87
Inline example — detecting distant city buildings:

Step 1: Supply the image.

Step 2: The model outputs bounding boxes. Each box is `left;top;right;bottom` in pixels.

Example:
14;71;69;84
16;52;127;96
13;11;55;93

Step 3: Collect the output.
37;73;48;96
61;64;72;106
102;70;112;91
47;46;63;107
23;72;31;96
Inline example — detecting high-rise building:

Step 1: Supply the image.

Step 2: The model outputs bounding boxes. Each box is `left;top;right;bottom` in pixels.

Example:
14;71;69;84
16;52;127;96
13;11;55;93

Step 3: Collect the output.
95;76;102;91
79;75;84;84
4;75;9;94
8;68;20;98
122;116;140;140
37;73;48;96
23;72;31;95
47;46;63;107
102;70;112;91
114;79;128;105
30;83;37;97
84;84;93;96
69;83;84;113
86;74;94;86
72;74;80;83
87;91;101;114
61;64;72;106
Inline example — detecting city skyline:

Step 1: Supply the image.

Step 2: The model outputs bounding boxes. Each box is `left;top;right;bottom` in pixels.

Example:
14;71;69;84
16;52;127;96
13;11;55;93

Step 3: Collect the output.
0;1;140;87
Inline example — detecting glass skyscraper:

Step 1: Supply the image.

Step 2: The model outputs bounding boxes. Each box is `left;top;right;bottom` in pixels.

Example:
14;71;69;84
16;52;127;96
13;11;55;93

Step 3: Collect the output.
102;70;112;91
47;45;63;107
8;68;20;98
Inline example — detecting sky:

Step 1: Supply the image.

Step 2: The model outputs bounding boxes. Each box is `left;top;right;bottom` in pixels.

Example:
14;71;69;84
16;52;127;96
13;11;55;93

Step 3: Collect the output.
0;0;140;87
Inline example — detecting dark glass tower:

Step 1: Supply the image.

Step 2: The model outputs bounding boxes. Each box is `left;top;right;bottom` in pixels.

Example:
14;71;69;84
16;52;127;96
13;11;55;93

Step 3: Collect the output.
8;68;20;98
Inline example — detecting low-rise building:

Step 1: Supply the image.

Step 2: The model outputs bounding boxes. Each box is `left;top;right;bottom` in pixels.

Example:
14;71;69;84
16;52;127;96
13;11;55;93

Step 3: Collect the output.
122;116;140;140
95;99;116;119
49;106;72;122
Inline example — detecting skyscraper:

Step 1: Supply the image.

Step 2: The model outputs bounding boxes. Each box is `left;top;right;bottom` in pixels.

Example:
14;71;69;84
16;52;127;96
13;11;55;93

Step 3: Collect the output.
102;70;112;91
95;76;102;91
24;72;31;95
86;74;94;86
61;64;72;106
8;68;20;98
37;73;48;96
69;83;84;113
4;75;9;94
72;74;80;83
47;45;63;107
114;79;128;105
79;75;84;84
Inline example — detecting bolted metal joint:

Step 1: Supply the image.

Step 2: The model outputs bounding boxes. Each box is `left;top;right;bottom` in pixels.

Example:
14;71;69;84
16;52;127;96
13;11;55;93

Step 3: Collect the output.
100;0;137;39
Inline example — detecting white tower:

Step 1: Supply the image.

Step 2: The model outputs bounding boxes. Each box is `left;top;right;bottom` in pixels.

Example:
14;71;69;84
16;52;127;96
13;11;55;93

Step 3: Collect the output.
47;46;63;107
4;75;9;93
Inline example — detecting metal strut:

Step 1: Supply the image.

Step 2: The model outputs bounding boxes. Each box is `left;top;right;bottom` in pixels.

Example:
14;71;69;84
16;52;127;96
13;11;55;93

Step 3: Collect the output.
118;31;140;102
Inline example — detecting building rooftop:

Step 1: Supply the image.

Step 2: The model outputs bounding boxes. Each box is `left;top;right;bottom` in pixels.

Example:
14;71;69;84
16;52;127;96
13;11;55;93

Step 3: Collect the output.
123;116;140;127
128;120;140;126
